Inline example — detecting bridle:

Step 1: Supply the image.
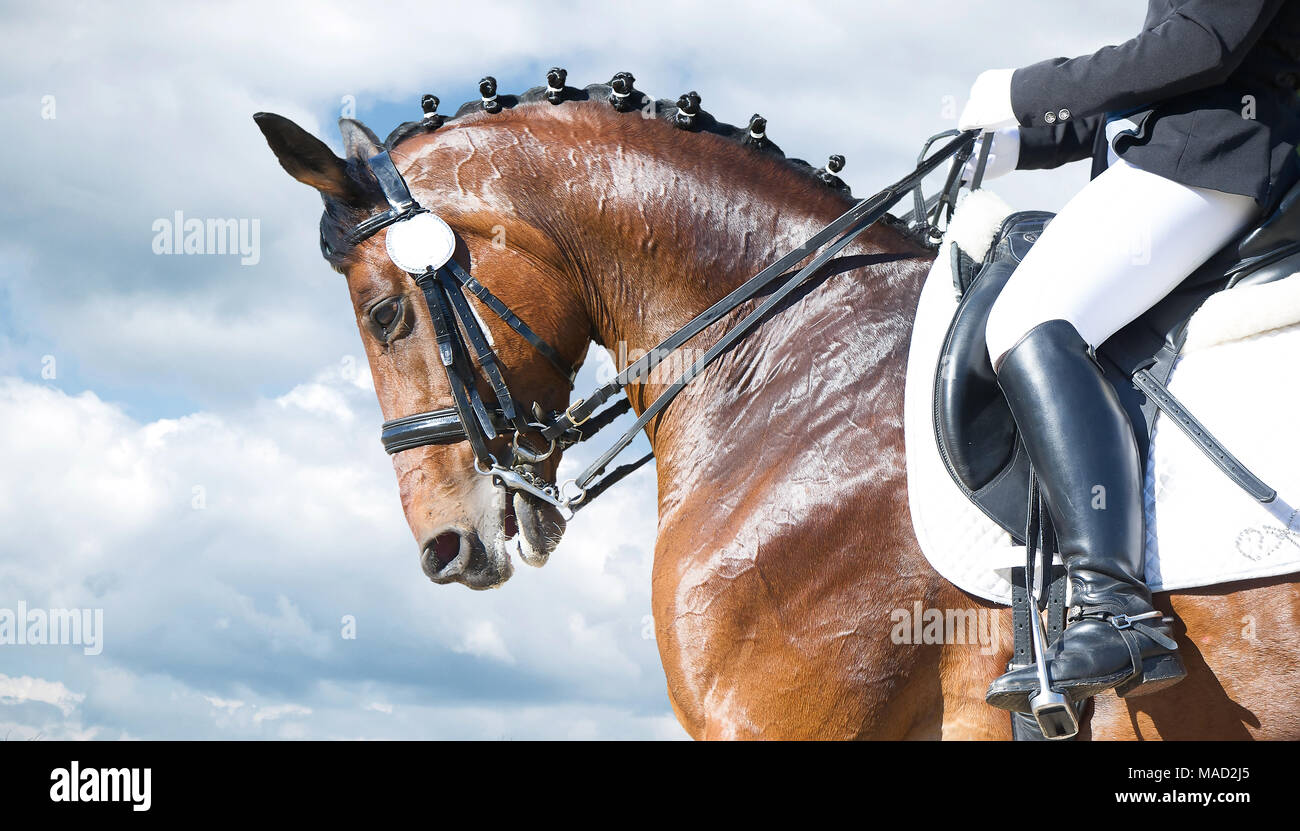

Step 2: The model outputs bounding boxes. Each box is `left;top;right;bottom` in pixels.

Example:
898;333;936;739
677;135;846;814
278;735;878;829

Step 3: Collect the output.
344;151;601;512
342;130;981;518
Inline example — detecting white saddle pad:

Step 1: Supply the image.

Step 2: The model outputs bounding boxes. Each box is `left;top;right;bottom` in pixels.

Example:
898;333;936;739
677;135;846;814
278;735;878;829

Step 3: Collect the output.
904;190;1300;606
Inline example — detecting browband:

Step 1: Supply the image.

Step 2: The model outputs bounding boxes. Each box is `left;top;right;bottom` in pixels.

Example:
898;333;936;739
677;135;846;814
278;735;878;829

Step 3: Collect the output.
346;152;425;244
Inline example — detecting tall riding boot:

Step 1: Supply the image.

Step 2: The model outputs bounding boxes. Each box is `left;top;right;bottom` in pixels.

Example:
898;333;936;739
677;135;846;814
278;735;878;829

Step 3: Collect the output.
985;319;1185;712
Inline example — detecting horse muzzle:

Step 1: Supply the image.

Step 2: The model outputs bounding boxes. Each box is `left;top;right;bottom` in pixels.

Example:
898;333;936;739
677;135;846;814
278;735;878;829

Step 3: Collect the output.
421;527;513;590
418;489;566;589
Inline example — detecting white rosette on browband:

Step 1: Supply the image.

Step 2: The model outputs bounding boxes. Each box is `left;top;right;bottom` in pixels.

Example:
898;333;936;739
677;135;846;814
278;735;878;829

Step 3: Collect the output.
384;212;456;274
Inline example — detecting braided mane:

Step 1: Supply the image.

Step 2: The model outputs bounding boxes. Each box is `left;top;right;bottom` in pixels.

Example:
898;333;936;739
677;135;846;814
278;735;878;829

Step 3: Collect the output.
320;70;891;270
383;71;852;193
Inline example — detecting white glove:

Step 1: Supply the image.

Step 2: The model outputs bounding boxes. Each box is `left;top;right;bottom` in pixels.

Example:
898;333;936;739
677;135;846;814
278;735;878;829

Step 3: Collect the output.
958;68;1017;131
961;127;1021;183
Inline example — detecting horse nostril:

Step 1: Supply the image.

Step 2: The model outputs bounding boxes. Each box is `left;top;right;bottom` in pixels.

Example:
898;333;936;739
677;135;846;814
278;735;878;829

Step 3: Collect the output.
431;532;461;567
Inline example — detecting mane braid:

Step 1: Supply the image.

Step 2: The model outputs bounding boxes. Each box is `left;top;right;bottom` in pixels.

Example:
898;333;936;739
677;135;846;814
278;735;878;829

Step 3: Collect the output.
379;76;858;201
333;74;932;262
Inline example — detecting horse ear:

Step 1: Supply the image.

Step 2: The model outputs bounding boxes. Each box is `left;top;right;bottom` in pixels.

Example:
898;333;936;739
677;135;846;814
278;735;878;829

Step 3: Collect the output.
254;112;352;199
339;118;382;160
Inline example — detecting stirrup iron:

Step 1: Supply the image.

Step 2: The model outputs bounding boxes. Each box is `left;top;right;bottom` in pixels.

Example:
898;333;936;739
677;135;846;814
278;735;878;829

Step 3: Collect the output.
1028;592;1078;740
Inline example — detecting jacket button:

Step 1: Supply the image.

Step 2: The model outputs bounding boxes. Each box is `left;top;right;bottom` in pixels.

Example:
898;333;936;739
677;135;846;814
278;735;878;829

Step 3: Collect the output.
1043;110;1057;124
1057;108;1071;121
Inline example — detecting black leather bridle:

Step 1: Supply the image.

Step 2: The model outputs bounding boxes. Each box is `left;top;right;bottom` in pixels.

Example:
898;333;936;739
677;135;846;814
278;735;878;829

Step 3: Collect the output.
343;131;979;516
344;151;600;512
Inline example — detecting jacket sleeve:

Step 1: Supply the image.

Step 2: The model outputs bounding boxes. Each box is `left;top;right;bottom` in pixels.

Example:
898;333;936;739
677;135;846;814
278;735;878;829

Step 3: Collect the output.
1016;115;1104;170
1011;0;1285;130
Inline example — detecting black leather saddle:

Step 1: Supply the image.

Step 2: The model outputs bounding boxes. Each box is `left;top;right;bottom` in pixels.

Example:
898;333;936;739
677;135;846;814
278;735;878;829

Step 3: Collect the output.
935;180;1300;541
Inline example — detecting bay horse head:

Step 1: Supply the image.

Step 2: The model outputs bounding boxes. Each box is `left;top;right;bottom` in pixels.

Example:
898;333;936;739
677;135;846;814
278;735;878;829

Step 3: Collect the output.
255;79;870;593
255;109;593;589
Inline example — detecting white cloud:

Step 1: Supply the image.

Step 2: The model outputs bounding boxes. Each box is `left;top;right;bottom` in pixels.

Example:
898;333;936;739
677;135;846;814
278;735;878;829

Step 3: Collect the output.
0;674;86;717
0;362;671;739
204;696;246;712
453;621;516;665
253;704;313;724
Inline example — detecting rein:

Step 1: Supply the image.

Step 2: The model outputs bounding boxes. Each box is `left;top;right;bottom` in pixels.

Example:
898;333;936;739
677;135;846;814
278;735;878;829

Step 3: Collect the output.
345;130;979;517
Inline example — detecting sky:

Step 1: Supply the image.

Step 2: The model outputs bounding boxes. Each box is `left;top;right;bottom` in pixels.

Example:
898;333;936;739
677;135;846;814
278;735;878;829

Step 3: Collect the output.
0;0;1146;740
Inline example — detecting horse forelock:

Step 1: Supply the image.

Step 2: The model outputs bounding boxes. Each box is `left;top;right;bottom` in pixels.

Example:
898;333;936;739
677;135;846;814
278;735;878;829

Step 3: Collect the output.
318;156;388;271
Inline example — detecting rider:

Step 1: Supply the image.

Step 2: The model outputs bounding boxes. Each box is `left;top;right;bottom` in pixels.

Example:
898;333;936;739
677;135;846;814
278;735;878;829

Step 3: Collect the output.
957;0;1300;709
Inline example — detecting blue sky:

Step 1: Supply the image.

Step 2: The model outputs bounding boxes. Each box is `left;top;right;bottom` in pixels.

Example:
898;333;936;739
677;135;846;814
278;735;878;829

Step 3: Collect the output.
0;0;1144;739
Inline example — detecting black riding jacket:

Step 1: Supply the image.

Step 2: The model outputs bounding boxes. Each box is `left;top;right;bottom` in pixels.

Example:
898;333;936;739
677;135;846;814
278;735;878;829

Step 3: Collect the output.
1012;0;1300;208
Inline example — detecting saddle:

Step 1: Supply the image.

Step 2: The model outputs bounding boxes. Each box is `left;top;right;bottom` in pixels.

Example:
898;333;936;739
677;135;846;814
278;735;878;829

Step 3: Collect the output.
935;179;1300;541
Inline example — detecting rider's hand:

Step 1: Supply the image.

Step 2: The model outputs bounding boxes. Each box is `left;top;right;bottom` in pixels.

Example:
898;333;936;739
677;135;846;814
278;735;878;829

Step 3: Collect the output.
958;69;1017;131
961;127;1021;183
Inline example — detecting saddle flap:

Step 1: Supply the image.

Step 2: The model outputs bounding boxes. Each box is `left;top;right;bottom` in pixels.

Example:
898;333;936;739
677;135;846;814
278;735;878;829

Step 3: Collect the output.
1236;176;1300;265
933;211;1053;541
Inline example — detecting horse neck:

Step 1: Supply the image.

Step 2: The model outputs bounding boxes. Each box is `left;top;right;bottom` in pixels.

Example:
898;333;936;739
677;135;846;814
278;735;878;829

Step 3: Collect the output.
549;140;935;497
413;108;933;494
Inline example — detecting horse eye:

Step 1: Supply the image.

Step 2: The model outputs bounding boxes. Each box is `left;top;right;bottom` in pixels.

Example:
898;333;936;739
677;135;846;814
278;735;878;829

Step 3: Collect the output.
372;298;401;329
367;296;410;344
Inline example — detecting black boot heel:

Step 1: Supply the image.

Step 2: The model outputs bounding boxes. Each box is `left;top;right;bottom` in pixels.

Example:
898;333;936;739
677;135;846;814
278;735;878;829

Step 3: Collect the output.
1115;651;1187;698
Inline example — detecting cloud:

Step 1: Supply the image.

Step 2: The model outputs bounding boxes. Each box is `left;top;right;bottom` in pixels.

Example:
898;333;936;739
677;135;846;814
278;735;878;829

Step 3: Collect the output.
0;674;86;718
252;703;313;724
0;361;670;739
453;621;516;665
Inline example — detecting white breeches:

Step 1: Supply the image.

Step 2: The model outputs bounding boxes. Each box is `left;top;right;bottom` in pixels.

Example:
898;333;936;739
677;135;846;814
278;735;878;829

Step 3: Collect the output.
985;156;1260;367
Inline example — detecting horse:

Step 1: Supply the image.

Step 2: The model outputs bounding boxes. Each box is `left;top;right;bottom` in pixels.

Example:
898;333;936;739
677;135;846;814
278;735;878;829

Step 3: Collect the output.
255;84;1300;740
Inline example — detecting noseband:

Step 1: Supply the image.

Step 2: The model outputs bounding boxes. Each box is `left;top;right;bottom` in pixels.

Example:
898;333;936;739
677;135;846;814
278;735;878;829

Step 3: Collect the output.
343;132;979;517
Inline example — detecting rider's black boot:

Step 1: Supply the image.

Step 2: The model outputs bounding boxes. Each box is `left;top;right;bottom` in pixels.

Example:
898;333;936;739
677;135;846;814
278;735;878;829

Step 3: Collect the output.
984;320;1186;712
